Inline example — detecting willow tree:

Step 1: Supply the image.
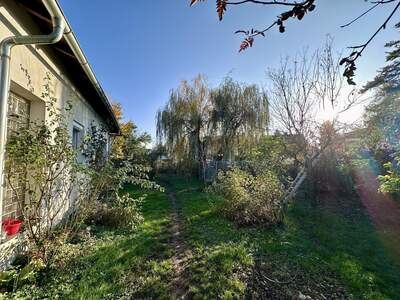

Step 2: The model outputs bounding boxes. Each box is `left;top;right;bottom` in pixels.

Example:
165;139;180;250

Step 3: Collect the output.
211;77;269;160
157;75;270;178
156;75;212;177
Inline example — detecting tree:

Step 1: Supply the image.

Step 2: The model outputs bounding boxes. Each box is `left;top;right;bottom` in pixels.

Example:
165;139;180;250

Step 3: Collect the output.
311;121;341;192
156;75;212;177
269;40;343;145
156;75;270;178
111;102;151;163
363;22;400;93
190;0;400;84
356;91;400;198
362;92;400;160
242;133;292;182
211;77;269;160
267;40;357;202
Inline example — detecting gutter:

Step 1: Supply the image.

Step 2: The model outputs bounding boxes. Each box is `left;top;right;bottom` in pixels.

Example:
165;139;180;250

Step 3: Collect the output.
0;0;120;232
51;1;119;134
14;1;120;134
0;0;65;230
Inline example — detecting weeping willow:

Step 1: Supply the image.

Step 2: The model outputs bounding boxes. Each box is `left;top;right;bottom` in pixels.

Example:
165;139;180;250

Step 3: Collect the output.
156;75;212;176
156;75;269;177
211;77;269;159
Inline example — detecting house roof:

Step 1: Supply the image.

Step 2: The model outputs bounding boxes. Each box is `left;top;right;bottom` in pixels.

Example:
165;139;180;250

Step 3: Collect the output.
15;0;120;134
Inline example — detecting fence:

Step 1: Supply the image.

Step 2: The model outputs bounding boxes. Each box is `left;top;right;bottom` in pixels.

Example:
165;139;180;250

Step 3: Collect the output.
204;160;249;182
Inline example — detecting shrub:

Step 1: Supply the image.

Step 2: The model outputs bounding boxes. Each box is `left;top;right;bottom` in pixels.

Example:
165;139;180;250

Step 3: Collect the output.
378;155;400;194
209;168;284;226
5;73;161;268
80;123;162;230
86;194;144;230
5;81;85;266
86;206;124;228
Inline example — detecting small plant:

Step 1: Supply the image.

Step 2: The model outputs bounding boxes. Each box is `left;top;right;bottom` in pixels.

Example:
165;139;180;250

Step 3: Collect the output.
209;168;284;226
378;155;400;194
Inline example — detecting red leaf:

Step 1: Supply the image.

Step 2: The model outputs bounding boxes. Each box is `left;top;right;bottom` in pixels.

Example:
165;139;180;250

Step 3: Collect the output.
217;0;227;21
239;37;254;52
190;0;204;6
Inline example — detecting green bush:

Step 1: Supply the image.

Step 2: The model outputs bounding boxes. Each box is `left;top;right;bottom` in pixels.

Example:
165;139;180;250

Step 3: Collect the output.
86;206;126;228
209;168;284;226
379;156;400;194
86;194;144;230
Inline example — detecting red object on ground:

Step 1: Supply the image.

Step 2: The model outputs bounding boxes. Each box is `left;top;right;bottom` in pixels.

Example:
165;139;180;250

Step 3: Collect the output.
1;219;23;236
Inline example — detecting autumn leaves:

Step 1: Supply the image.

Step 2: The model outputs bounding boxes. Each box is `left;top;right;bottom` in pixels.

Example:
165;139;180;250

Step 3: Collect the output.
190;0;316;52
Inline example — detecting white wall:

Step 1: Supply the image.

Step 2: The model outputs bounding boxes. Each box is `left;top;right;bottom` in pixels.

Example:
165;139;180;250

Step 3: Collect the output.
0;0;110;269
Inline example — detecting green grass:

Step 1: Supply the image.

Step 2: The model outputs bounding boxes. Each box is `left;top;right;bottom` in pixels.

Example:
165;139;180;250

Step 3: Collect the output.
3;177;400;299
1;185;174;299
162;175;400;299
63;186;174;299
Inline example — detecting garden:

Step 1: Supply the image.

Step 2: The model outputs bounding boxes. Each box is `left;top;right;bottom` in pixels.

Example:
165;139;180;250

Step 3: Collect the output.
2;1;400;299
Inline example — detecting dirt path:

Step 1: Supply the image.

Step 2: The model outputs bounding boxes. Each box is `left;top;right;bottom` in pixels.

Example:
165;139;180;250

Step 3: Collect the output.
354;168;400;261
167;191;189;299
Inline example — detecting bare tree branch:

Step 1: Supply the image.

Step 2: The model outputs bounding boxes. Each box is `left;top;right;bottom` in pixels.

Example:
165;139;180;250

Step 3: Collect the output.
190;0;400;84
341;0;400;84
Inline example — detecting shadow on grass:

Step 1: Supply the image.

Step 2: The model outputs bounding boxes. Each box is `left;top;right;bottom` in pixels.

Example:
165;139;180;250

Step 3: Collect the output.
162;175;400;299
5;186;175;300
65;188;174;299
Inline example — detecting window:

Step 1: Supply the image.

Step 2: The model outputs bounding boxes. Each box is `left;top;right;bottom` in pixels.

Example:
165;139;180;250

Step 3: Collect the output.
72;122;85;165
72;121;85;151
2;92;30;222
72;127;81;150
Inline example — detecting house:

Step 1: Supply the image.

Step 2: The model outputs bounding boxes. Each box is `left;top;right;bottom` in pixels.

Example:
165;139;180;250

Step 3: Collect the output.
0;0;119;269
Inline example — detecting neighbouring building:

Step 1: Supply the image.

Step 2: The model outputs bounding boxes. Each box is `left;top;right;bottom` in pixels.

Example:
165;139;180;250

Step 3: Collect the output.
0;0;119;269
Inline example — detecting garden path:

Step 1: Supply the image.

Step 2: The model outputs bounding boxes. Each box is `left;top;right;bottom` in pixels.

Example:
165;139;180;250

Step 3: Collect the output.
167;190;189;299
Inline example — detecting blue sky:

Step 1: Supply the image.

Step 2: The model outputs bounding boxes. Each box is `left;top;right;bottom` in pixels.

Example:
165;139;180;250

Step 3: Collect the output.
59;0;398;139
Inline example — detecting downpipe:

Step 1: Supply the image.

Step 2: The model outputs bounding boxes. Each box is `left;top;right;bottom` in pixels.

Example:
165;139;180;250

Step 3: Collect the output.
0;0;65;232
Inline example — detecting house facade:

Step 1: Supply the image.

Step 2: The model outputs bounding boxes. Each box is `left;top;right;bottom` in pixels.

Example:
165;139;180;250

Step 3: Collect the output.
0;0;119;269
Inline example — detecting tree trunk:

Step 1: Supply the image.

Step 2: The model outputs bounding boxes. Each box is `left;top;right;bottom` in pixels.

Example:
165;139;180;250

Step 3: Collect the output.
283;150;324;205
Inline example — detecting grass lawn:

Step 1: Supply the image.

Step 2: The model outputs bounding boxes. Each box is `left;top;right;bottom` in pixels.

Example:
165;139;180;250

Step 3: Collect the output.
1;185;174;299
2;177;400;299
163;175;400;299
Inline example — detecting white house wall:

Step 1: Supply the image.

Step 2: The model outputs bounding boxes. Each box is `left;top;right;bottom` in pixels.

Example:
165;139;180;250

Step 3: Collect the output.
0;0;110;269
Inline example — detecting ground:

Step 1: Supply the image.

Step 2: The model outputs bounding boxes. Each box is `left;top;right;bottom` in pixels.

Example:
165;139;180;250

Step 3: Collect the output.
1;176;400;299
163;176;400;299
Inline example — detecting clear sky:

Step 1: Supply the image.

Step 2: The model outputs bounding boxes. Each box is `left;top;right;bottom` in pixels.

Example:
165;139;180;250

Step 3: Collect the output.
58;0;398;139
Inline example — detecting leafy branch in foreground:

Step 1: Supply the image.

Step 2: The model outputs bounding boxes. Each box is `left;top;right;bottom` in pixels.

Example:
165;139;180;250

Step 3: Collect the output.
340;0;400;85
190;0;400;84
191;0;315;52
